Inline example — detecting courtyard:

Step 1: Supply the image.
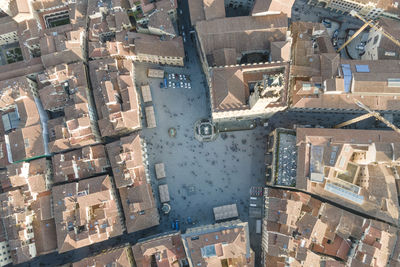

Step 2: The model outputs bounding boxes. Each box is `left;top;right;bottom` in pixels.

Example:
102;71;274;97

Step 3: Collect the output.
0;42;23;65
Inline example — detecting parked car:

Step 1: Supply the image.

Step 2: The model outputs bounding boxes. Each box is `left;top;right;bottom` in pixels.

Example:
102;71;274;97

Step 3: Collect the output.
171;221;175;230
333;29;339;38
356;44;365;51
322;18;331;28
250;186;263;196
175;219;180;231
160;82;164;88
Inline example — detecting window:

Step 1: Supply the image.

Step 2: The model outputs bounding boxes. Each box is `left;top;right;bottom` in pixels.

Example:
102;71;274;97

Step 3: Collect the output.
50;128;56;138
24;138;29;148
373;35;379;45
302;83;312;91
384;51;396;56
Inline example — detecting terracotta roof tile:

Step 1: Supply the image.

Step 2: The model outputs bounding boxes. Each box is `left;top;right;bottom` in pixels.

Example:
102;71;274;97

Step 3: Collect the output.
52;175;123;253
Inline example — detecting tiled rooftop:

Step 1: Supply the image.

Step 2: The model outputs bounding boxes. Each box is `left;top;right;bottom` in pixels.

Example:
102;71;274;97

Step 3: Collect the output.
6;158;49;194
295;128;400;224
38;62;100;152
196;14;288;64
89;58;141;137
106;134;146;188
7;124;45;162
0;159;56;265
251;0;295;17
106;134;160;233
52;175;124;253
2;0;400;265
52;144;109;183
133;232;187;267
40;28;85;68
147;10;177;37
72;246;133;266
119;183;160;233
128;32;185;59
262;188;398;267
290;21;400;111
0;76;42;165
210;62;290;119
182;220;254;267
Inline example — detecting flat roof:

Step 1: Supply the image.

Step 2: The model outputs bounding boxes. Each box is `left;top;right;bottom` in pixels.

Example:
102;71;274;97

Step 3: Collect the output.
213;203;238;221
145;106;156;128
141;84;152;103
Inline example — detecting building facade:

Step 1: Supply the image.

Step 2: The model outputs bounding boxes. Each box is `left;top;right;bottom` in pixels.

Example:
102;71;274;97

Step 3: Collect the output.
307;0;400;20
362;18;400;60
0;17;19;46
225;0;253;9
129;33;185;66
209;62;290;124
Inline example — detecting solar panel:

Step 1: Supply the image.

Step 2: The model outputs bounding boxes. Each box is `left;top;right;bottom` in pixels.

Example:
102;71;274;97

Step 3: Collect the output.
388;78;400;87
2;111;19;132
341;64;352;93
325;182;364;204
355;64;370;73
